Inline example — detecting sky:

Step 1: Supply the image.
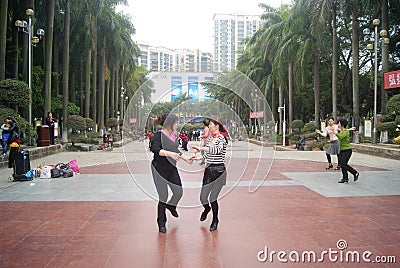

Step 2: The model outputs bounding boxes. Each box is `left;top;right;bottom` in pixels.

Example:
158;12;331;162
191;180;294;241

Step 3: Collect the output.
117;0;291;52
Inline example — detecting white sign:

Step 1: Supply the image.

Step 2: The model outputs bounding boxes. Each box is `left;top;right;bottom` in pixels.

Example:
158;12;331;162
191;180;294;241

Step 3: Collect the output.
364;120;372;138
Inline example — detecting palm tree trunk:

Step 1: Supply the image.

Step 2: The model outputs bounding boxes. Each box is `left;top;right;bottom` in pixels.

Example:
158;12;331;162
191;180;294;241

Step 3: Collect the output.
313;46;320;128
278;85;283;135
62;0;70;143
351;11;360;128
11;26;18;78
53;33;59;97
85;49;91;118
381;0;389;114
332;0;338;121
98;44;105;134
114;67;120;117
0;0;8;80
105;73;111;128
44;0;55;117
288;61;293;130
91;44;97;125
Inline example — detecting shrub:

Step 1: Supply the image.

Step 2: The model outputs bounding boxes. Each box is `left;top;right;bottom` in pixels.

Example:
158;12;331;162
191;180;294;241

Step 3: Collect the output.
107;118;118;128
51;95;80;118
376;121;396;131
379;114;395;123
0;79;30;110
291;120;304;132
85;118;95;130
387;94;400;115
396;115;400;125
0;107;35;144
303;122;318;133
67;115;86;132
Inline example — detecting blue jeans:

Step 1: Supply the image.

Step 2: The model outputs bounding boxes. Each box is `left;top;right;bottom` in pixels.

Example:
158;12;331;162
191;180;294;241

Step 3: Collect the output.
1;138;8;154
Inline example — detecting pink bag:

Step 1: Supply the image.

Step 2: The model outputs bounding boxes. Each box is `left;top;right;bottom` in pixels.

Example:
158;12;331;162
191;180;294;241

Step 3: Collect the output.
68;159;80;173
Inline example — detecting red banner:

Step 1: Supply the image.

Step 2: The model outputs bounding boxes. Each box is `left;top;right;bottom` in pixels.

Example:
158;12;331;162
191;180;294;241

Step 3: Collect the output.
250;111;264;119
384;70;400;89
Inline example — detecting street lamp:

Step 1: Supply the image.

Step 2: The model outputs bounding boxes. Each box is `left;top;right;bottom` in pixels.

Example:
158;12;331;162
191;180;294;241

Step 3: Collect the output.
364;19;390;144
278;104;286;146
117;111;120;132
15;9;44;136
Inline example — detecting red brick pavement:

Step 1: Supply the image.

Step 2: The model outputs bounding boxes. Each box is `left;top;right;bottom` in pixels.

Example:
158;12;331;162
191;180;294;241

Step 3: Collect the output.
0;158;398;267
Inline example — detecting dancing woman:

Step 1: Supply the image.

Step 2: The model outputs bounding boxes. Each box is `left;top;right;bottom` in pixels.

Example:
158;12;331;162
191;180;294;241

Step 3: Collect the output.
191;116;227;231
150;113;192;233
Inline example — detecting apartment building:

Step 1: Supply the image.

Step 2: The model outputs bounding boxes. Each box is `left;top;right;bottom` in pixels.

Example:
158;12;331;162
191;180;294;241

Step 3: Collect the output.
137;42;213;73
213;13;263;72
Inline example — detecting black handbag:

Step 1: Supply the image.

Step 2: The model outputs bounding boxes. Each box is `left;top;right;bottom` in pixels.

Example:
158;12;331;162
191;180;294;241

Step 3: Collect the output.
51;168;61;178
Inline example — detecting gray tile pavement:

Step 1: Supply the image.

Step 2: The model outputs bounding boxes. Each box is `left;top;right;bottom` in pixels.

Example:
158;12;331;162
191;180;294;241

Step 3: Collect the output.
0;140;399;201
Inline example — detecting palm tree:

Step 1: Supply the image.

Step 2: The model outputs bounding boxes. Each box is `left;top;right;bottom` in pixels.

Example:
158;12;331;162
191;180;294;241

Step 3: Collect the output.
44;0;55;118
0;0;8;80
61;0;70;142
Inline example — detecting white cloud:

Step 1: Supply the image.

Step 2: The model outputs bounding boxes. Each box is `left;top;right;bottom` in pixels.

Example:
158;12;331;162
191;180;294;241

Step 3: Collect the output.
118;0;291;52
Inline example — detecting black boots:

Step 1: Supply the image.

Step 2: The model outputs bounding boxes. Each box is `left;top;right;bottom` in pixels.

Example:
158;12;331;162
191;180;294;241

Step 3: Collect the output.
167;205;179;218
200;205;211;222
354;172;359;181
338;178;348;183
326;163;333;170
210;219;219;231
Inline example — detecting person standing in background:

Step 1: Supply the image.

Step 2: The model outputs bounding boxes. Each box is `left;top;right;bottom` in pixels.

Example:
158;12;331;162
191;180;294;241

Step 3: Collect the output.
46;112;57;145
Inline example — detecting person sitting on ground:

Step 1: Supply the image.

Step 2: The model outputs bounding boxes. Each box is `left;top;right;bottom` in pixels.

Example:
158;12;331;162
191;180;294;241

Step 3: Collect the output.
295;136;306;150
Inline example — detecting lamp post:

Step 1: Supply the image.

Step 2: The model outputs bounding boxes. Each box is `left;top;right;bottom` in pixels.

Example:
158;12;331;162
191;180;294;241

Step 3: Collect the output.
15;9;44;133
364;19;389;144
278;104;286;146
120;87;125;119
15;9;45;146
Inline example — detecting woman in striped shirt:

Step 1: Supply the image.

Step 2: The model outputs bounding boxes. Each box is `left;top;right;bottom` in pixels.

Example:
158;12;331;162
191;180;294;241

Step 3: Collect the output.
191;116;227;231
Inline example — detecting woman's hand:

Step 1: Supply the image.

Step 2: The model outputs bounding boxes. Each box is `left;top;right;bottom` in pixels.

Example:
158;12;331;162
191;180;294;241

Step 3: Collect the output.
315;129;321;135
179;154;194;164
167;151;181;161
349;127;356;131
191;145;201;153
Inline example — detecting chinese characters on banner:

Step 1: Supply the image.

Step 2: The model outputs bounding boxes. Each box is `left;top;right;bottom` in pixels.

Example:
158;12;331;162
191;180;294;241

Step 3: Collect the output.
250;111;264;118
384;70;400;89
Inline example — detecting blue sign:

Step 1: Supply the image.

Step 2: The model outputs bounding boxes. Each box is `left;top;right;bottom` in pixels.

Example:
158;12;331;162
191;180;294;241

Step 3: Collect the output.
171;76;182;101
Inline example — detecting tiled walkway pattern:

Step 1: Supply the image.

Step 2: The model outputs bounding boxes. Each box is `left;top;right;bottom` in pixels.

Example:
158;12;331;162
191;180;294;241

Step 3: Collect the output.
0;141;399;267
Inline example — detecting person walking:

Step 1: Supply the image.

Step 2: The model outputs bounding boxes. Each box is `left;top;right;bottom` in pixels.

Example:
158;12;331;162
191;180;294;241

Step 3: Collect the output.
45;112;57;145
191;116;227;231
316;117;340;170
150;113;192;233
336;118;359;183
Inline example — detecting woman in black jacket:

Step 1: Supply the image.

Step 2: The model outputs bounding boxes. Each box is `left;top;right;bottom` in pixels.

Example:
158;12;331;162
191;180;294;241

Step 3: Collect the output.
150;113;193;233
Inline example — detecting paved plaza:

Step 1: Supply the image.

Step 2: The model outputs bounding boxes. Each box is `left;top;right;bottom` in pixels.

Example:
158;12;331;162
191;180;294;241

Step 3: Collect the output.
0;140;399;267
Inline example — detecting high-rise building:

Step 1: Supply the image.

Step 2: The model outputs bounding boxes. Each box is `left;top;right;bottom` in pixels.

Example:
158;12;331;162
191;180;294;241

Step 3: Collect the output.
213;13;263;72
137;42;213;73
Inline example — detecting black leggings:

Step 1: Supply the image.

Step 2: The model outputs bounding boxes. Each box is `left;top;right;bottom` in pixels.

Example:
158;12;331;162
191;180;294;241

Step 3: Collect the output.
326;154;340;165
339;149;357;180
200;165;226;221
151;163;183;225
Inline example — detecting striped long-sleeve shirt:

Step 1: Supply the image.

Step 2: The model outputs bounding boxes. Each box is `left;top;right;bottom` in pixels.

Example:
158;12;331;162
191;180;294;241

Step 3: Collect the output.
204;136;226;165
